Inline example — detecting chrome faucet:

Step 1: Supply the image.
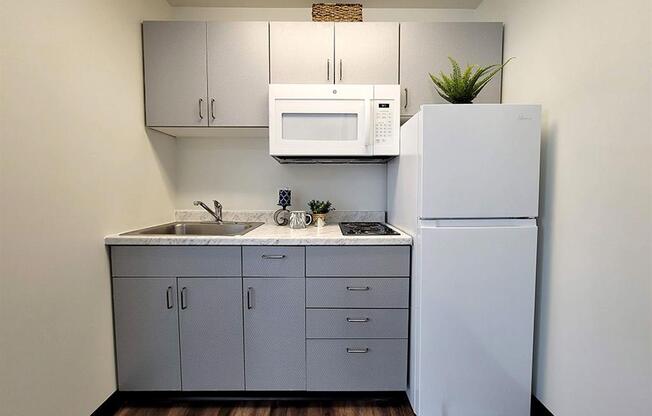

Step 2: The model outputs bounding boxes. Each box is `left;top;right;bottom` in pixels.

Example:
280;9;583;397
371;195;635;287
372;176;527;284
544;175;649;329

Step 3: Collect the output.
193;200;223;223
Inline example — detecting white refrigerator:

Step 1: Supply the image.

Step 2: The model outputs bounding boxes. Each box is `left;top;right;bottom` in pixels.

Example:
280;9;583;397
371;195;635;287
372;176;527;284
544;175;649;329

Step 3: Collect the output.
388;104;541;416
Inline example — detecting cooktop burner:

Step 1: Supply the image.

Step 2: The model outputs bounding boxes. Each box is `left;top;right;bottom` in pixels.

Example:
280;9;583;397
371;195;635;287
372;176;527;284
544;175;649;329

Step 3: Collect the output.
339;222;400;236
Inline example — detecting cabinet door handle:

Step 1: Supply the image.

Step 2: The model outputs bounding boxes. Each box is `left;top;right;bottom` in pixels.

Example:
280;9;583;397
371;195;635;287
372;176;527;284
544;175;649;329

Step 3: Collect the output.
339;59;343;81
327;59;331;81
246;287;254;310
346;347;369;354
180;287;188;310
346;317;370;323
210;98;216;120
261;254;286;260
166;286;174;309
198;98;204;120
404;88;408;109
346;286;370;291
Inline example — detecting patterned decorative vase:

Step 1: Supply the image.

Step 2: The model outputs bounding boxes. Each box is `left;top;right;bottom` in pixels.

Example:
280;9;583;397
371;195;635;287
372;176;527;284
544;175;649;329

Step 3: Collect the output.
313;213;327;228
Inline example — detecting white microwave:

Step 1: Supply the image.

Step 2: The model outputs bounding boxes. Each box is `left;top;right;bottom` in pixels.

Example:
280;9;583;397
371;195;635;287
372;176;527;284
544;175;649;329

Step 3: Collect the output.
269;84;400;163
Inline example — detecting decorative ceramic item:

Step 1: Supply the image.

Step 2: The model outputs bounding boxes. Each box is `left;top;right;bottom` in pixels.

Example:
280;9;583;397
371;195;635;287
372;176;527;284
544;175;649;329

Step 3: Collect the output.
307;200;335;228
278;189;292;208
289;211;313;229
313;214;327;228
429;57;513;104
274;188;292;226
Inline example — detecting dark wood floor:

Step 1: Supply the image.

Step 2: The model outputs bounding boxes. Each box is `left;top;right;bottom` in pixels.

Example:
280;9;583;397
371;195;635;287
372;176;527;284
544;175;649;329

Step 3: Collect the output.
113;399;415;416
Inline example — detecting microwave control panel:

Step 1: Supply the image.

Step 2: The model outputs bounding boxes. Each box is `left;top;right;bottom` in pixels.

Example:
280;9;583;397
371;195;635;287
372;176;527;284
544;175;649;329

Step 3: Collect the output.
374;102;394;143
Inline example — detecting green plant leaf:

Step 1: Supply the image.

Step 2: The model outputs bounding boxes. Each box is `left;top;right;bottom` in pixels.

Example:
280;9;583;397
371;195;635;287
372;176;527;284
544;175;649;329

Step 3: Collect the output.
472;57;514;96
428;57;514;104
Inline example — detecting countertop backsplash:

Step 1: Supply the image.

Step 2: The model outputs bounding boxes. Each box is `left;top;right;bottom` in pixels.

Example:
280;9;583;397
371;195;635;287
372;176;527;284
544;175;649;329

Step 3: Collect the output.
175;210;386;224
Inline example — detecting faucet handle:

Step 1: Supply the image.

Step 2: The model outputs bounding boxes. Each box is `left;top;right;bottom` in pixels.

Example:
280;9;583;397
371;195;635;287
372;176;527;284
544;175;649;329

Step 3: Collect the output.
213;200;222;209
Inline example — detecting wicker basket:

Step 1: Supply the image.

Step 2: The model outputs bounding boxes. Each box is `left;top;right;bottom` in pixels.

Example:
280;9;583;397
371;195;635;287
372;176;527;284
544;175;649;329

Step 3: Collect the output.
312;3;363;22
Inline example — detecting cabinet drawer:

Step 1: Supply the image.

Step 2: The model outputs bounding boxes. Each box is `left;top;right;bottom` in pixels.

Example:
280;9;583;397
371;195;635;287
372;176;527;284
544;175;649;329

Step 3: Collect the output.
243;246;305;277
307;339;407;391
306;246;410;277
111;246;241;277
306;278;409;308
307;309;408;339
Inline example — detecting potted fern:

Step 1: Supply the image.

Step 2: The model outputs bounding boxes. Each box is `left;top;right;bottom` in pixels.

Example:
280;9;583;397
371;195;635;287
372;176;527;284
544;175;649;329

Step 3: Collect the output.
307;200;334;228
429;57;513;104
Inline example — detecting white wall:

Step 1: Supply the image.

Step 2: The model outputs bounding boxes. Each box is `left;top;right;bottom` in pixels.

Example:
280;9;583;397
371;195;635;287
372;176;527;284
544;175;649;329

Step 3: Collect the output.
0;1;175;415
169;6;476;211
170;6;477;21
475;1;652;415
175;138;387;210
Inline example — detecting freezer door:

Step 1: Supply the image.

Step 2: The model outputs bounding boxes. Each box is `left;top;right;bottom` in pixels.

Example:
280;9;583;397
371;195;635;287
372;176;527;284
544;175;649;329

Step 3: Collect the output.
417;221;537;416
420;105;541;219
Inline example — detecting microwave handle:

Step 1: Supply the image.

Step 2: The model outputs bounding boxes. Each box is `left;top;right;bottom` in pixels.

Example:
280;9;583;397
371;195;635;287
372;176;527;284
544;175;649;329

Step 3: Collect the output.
365;99;374;151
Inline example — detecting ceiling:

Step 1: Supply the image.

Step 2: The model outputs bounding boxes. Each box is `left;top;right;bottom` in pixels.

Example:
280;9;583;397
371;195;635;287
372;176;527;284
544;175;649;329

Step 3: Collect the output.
166;0;484;8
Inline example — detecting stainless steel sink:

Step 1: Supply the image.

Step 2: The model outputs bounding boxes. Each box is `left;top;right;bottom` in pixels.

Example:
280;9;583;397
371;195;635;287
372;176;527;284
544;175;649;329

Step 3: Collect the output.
121;221;264;236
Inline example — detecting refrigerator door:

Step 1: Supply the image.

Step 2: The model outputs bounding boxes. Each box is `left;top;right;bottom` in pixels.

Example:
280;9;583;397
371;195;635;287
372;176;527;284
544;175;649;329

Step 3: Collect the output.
417;220;537;416
420;105;541;219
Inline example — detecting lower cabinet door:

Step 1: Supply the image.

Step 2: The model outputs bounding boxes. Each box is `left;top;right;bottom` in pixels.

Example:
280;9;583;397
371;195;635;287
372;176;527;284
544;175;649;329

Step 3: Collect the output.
307;339;408;391
178;278;245;390
113;278;181;391
243;278;306;390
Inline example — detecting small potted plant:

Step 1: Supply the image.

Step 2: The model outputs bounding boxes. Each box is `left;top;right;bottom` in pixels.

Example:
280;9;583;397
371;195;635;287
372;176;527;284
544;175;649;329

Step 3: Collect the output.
307;200;334;228
429;57;513;104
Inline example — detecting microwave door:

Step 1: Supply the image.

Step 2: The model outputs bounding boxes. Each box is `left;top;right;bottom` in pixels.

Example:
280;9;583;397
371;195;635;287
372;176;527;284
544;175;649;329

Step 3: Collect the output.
269;96;372;156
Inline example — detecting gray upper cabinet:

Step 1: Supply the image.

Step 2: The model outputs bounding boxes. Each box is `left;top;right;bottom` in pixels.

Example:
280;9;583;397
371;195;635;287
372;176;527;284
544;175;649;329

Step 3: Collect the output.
334;22;399;84
243;277;306;390
207;22;269;126
400;22;504;117
270;22;335;84
178;278;244;391
143;21;208;127
113;278;181;391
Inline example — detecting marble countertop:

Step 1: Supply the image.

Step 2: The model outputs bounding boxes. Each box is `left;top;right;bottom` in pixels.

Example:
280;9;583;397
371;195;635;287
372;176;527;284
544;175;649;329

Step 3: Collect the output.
104;223;412;246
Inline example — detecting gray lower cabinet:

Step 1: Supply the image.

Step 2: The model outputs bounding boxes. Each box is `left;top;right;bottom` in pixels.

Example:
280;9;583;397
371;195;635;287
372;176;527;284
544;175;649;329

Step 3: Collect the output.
306;246;410;277
113;278;181;391
243;278;306;390
111;245;409;392
307;339;408;391
178;278;244;390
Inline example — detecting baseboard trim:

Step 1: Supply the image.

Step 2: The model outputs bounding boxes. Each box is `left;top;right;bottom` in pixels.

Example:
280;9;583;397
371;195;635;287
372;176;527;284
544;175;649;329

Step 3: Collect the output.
531;396;554;416
90;391;123;416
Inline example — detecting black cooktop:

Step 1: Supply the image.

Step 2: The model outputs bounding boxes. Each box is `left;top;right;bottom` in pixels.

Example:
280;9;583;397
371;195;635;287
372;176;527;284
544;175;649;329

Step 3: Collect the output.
339;222;400;236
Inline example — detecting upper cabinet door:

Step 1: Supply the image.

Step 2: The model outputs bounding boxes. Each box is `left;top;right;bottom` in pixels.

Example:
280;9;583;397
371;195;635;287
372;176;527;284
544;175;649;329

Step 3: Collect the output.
334;22;399;84
270;22;334;84
207;22;269;126
400;22;504;117
143;21;208;127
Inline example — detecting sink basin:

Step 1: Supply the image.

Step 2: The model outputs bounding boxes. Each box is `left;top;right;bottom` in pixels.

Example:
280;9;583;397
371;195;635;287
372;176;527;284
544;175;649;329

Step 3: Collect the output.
121;221;264;236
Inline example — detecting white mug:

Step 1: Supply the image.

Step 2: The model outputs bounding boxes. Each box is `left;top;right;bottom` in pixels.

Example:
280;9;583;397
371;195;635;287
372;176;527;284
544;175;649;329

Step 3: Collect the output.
289;211;313;229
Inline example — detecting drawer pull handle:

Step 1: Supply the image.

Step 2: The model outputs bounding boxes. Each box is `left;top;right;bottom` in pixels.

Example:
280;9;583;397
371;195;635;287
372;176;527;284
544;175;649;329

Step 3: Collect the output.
346;286;370;291
261;254;286;260
346;348;369;354
346;317;369;323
